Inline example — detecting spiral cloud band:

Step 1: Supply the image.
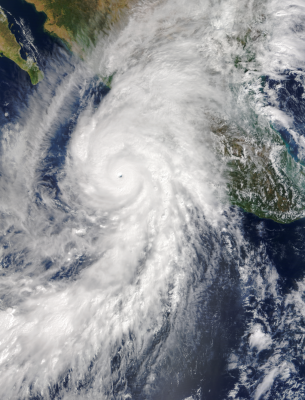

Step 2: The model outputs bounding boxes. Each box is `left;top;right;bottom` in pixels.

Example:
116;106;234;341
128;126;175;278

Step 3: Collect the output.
1;0;305;398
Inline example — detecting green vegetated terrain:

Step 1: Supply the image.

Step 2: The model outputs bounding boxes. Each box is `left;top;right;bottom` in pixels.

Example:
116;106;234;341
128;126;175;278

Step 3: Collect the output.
211;111;305;224
0;6;43;85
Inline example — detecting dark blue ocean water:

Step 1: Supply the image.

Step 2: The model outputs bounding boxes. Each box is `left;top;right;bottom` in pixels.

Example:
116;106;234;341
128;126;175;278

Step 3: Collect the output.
265;71;305;165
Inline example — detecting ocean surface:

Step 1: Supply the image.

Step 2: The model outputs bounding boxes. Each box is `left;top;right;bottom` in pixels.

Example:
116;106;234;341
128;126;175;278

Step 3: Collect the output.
1;1;305;399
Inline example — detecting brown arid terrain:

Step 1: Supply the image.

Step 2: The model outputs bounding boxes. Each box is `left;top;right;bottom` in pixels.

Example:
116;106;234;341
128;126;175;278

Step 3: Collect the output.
0;6;43;84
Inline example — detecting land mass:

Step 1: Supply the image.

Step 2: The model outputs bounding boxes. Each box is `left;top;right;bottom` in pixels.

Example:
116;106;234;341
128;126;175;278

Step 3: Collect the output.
211;114;305;224
24;0;131;55
0;6;43;85
0;0;130;84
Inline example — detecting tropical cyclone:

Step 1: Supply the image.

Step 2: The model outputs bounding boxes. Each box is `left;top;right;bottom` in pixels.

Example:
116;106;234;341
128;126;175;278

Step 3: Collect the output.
0;6;43;85
1;0;305;224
